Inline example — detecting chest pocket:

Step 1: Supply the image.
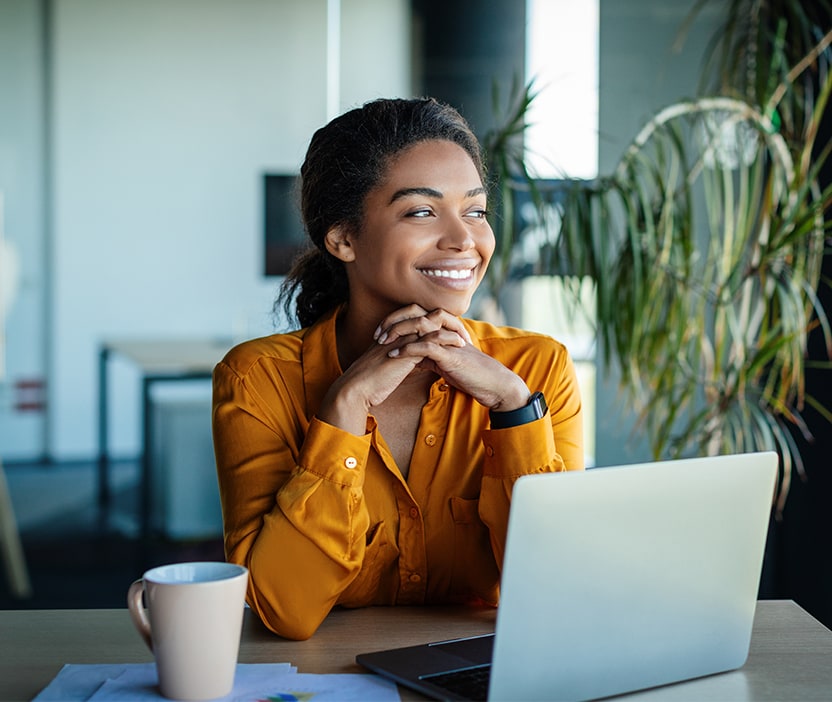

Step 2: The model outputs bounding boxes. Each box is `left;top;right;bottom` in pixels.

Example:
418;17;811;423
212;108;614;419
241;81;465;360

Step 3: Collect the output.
449;497;500;604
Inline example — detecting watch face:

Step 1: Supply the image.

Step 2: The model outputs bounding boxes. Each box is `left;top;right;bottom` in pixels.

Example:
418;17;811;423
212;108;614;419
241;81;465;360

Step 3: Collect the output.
531;392;547;417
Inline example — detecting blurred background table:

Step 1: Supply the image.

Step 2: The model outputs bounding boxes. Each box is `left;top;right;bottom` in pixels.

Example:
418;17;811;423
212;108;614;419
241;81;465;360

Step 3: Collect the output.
97;338;234;538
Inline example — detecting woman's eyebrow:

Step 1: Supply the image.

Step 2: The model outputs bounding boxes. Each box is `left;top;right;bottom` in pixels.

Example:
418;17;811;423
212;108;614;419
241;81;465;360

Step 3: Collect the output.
389;186;486;203
390;186;442;203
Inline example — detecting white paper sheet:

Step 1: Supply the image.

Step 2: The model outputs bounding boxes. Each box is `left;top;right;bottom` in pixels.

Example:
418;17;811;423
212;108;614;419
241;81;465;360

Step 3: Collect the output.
34;663;398;701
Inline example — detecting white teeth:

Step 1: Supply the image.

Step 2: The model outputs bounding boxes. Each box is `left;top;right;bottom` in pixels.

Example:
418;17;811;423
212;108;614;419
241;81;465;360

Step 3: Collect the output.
421;268;473;280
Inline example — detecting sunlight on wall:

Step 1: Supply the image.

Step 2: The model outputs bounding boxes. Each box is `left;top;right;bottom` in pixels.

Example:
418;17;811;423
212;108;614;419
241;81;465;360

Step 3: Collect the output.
525;0;599;179
520;276;596;467
524;0;599;465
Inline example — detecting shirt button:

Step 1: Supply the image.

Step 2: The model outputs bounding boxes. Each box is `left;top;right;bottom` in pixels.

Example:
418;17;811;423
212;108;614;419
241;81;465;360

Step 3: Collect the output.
485;445;495;457
424;434;436;446
409;573;422;583
409;507;419;519
438;383;449;391
344;456;358;469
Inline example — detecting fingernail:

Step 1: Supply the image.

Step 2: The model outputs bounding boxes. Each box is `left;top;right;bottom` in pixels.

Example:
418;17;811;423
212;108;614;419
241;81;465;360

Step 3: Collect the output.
377;332;388;344
388;348;399;357
373;325;382;340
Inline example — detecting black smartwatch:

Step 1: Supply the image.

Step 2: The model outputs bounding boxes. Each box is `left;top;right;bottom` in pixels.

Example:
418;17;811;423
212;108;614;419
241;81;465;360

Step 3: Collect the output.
489;391;548;429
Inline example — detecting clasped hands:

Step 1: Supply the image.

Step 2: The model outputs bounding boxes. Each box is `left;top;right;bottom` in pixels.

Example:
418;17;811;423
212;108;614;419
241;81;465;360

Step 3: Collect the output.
320;304;530;435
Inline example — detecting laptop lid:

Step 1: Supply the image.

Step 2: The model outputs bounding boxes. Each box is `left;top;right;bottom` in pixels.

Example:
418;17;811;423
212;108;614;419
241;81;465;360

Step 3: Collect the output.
491;451;777;701
358;452;778;701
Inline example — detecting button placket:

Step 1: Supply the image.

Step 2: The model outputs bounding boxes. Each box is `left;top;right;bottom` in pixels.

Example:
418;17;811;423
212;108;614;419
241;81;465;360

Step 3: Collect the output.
396;492;427;603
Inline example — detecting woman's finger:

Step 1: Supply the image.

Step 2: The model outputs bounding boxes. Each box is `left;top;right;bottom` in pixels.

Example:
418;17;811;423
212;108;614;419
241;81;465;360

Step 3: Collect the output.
373;304;428;340
424;309;472;344
387;328;467;357
377;307;472;345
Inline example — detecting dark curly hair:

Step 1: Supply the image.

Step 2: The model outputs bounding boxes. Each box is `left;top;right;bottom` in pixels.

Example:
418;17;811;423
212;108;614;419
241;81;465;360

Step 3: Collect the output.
276;97;485;328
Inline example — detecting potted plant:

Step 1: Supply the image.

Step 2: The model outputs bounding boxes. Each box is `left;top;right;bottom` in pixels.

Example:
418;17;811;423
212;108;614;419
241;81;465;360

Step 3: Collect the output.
482;3;832;512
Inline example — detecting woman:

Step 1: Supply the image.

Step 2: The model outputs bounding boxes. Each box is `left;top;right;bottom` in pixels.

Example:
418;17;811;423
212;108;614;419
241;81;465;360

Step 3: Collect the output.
212;97;583;640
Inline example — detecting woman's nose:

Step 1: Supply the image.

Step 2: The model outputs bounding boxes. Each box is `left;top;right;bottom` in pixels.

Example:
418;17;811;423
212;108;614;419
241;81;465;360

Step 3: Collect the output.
439;217;475;250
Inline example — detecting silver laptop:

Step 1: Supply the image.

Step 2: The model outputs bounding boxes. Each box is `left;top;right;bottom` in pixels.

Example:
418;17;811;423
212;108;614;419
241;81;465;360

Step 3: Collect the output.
357;451;778;701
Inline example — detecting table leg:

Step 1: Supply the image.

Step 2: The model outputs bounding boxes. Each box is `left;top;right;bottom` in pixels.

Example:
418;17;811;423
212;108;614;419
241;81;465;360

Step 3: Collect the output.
141;376;153;539
97;346;111;517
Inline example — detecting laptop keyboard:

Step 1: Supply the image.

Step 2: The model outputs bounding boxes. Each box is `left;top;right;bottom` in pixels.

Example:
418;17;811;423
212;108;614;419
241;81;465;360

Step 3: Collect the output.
421;664;491;701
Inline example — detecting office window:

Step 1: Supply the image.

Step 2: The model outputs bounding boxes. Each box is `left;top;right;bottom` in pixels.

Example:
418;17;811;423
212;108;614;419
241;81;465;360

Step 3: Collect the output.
525;0;599;180
524;0;599;465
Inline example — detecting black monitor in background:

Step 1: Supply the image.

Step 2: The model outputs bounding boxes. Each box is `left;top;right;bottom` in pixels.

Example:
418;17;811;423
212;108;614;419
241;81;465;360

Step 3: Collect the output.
264;173;306;276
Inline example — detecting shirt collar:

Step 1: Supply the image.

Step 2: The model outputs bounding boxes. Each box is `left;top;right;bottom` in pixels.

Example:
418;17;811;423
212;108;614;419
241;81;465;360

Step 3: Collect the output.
301;305;344;419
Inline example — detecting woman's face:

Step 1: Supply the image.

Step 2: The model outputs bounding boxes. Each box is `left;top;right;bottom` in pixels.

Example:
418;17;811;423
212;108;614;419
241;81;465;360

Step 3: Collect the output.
337;139;495;318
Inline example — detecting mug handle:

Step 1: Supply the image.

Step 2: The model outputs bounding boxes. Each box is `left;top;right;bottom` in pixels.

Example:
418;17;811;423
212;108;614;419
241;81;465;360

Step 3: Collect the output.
127;579;153;651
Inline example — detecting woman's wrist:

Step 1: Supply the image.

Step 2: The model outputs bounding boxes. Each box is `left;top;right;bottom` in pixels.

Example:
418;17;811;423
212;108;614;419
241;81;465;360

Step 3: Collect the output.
317;379;371;436
488;377;531;413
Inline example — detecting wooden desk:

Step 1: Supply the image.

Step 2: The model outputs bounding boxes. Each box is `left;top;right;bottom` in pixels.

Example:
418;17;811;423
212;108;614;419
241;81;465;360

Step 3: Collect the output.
97;338;234;537
1;601;830;701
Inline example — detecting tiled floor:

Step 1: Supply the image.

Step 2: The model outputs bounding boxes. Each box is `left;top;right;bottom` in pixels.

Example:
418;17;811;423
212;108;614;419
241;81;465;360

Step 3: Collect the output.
0;459;223;609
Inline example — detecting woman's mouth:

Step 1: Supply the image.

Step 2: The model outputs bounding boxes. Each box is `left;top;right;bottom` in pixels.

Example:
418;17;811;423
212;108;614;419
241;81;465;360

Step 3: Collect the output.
419;267;475;281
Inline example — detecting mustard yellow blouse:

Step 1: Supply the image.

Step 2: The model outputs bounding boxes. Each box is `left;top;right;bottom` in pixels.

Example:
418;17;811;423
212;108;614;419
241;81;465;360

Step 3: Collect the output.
212;307;583;640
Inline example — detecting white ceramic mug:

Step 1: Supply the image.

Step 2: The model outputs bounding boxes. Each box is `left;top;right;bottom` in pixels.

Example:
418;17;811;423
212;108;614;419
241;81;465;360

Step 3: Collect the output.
127;561;248;700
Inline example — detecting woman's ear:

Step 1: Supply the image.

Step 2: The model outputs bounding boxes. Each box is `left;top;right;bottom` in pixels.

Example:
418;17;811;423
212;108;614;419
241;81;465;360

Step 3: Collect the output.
324;225;356;262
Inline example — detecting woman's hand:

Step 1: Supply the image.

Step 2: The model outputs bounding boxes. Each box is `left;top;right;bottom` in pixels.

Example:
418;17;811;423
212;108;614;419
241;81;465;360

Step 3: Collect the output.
316;305;452;434
373;305;473;345
318;305;529;435
375;305;530;413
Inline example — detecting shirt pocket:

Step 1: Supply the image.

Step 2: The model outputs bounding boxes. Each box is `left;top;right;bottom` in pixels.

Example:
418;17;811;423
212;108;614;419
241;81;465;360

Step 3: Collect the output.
449;497;500;604
339;520;400;607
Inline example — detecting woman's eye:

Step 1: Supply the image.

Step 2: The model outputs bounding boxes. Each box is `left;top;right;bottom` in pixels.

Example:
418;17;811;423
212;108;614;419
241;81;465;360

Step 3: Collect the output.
466;208;489;219
407;208;433;218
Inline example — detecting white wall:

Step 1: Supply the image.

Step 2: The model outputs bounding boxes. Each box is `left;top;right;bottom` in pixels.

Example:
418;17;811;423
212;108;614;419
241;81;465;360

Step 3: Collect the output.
594;0;721;466
340;0;411;110
46;0;410;459
0;0;47;460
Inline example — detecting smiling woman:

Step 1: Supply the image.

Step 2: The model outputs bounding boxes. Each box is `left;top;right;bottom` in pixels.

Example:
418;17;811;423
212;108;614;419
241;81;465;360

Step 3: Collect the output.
327;140;493;320
211;97;584;640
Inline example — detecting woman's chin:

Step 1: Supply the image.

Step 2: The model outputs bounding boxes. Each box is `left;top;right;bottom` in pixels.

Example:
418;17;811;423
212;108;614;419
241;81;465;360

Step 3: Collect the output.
415;292;475;317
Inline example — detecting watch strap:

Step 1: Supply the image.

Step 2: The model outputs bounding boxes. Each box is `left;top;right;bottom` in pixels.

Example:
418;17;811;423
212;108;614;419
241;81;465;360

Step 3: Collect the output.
489;391;547;429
